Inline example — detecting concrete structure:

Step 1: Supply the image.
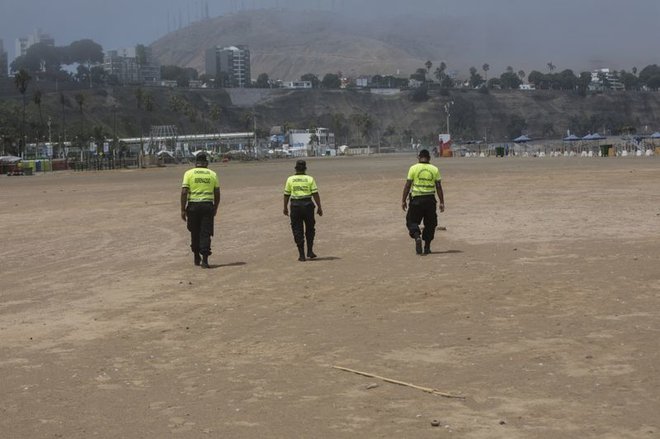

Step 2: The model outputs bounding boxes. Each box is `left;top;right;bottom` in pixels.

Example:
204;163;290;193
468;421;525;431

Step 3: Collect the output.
0;40;8;78
590;68;625;91
15;29;54;58
102;46;160;85
286;128;335;156
205;45;251;88
283;80;312;89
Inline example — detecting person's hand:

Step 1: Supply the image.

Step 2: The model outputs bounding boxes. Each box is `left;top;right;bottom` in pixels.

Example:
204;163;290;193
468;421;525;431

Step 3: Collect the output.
439;203;445;213
283;207;289;216
181;210;187;221
401;200;407;211
317;206;323;216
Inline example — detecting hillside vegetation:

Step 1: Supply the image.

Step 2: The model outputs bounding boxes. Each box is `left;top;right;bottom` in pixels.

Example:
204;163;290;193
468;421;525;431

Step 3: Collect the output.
2;78;660;152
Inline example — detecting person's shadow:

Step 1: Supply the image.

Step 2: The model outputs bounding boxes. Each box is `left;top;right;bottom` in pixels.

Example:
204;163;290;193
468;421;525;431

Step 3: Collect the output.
426;250;462;255
208;262;247;269
307;256;341;262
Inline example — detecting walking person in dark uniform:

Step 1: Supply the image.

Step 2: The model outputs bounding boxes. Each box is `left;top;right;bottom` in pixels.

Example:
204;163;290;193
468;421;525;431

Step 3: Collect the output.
283;159;323;261
181;152;220;268
401;149;445;255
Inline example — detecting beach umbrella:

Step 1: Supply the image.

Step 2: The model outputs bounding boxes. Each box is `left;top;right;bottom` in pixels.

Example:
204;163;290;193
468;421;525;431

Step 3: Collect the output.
650;132;660;139
563;134;580;141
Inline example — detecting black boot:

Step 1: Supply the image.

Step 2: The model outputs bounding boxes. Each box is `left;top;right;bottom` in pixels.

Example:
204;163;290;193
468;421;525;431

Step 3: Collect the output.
193;253;201;266
423;241;431;255
307;241;317;259
414;232;423;255
201;254;209;268
297;244;306;262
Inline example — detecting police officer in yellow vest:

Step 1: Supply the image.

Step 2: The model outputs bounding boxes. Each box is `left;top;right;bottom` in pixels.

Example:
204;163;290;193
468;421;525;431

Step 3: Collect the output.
283;160;323;261
181;152;220;268
401;149;445;255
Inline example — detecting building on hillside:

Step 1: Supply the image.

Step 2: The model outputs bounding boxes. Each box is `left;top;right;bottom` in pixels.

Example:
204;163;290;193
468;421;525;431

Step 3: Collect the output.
0;40;8;78
590;68;625;91
15;29;55;58
283;80;312;89
286;128;336;157
205;45;251;88
102;46;161;85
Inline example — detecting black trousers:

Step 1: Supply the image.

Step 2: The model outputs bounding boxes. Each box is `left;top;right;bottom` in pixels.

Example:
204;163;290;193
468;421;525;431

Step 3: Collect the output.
290;202;315;247
186;202;215;256
406;195;437;242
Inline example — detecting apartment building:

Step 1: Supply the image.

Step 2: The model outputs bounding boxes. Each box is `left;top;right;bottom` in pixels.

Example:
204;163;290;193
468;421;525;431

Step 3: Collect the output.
15;29;55;58
205;45;251;88
102;46;160;85
0;40;8;78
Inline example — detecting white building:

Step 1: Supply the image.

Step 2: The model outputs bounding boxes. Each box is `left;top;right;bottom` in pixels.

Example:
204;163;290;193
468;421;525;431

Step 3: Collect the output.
590;68;624;91
283;80;312;89
102;46;160;84
205;45;251;88
286;128;336;156
15;29;54;58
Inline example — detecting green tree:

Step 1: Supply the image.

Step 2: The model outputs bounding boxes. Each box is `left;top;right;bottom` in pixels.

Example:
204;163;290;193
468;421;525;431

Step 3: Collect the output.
300;73;320;88
74;93;86;148
321;73;341;89
33;89;44;145
577;71;592;96
66;39;104;64
499;71;522;89
434;61;447;82
255;73;270;88
209;104;222;124
92;125;106;154
469;67;484;88
410;68;427;82
14;69;31;155
135;87;144;109
143;92;154;112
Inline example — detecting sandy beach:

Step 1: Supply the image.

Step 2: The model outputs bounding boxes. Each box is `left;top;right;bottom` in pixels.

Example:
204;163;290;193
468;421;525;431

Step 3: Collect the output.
1;154;659;438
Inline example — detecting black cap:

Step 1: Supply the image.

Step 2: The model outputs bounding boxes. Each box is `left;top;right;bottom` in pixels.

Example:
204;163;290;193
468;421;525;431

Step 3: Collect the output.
295;159;307;171
418;149;430;159
196;152;208;164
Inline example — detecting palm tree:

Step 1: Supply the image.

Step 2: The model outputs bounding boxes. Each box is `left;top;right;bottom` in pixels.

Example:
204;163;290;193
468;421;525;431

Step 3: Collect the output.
482;63;490;81
424;60;433;83
14;69;31;156
518;70;526;82
547;62;556;72
59;93;67;156
33;89;44;147
74;93;85;157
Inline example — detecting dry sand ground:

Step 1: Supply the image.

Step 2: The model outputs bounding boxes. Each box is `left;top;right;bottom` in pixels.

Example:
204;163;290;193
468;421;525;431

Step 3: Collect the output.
1;154;660;439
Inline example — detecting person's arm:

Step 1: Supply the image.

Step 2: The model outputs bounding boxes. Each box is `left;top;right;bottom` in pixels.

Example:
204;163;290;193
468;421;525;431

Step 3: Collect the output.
436;180;445;212
283;194;290;216
312;192;323;216
180;188;189;221
213;188;220;216
401;180;412;211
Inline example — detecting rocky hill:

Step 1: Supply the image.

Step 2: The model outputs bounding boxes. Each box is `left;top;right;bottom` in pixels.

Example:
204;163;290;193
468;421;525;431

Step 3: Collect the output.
149;9;447;80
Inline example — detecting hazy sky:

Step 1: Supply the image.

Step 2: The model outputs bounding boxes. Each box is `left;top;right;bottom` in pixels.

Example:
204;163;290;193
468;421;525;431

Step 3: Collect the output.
1;0;660;72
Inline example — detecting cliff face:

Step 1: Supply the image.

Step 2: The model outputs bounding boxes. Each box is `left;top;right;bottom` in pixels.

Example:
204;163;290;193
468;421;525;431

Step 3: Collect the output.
242;88;660;142
3;77;660;144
